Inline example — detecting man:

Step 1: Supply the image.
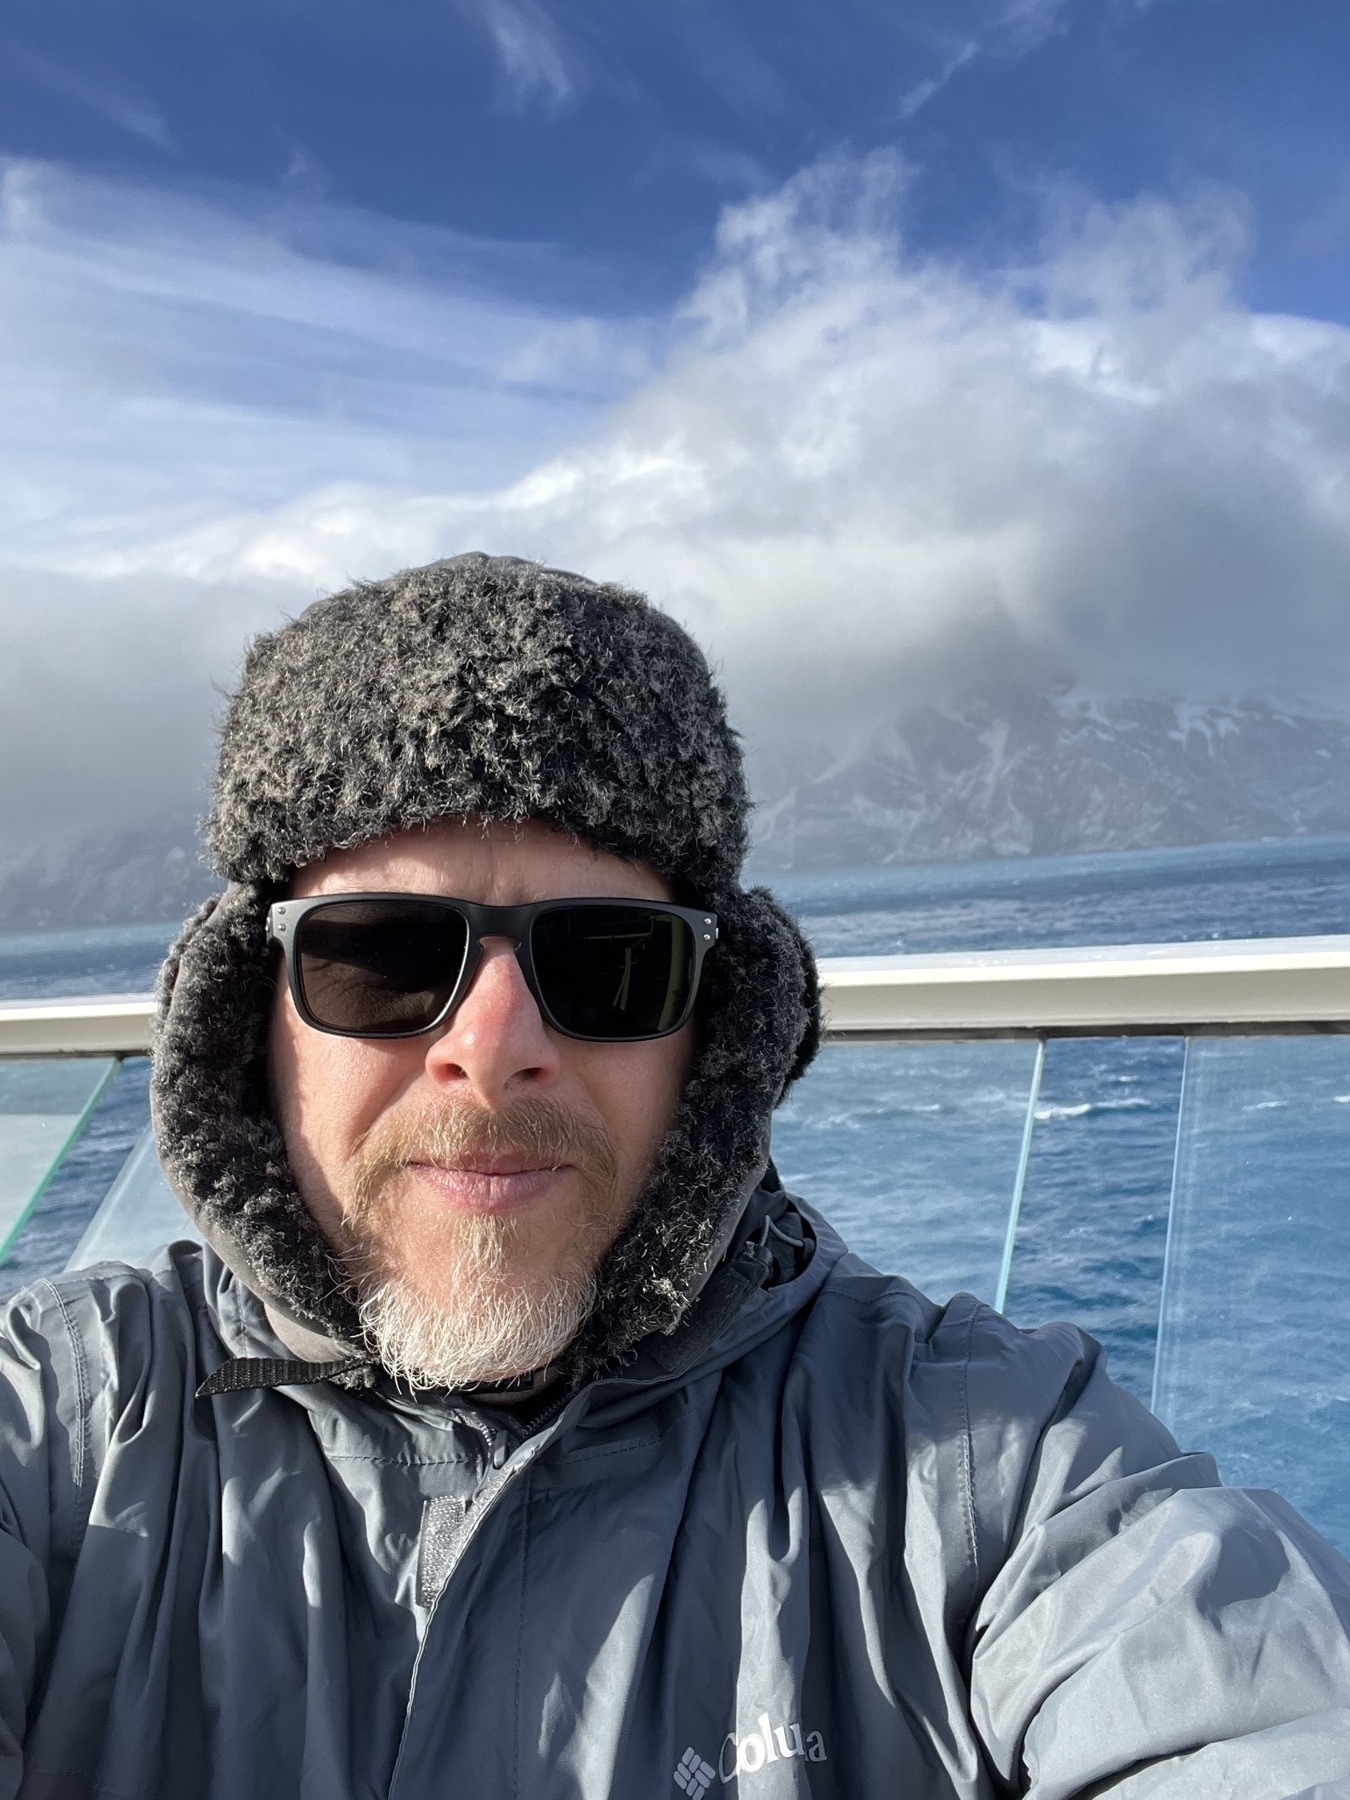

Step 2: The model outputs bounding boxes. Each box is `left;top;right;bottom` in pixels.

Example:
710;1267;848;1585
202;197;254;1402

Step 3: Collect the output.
1;553;1348;1799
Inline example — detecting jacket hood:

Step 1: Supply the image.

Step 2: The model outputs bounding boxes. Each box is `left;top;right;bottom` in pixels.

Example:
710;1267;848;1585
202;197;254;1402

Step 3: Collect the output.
151;555;821;1388
203;1182;838;1430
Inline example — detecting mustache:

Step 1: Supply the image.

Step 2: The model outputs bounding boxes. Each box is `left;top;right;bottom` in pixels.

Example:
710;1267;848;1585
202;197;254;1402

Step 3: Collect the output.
347;1095;621;1215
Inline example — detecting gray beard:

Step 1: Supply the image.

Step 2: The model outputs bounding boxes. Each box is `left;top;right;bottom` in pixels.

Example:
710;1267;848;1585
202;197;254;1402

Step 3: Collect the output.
342;1096;622;1391
354;1220;601;1391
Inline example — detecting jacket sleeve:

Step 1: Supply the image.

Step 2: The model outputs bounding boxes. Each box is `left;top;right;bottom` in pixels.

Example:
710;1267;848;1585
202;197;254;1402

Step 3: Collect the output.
0;1287;70;1800
961;1311;1350;1799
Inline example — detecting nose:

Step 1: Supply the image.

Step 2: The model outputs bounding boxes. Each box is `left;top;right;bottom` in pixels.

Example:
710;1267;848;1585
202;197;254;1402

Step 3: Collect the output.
422;936;561;1105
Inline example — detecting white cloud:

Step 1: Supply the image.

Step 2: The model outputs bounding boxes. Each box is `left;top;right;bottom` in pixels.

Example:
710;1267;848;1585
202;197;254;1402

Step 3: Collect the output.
6;151;1350;843
77;156;1350;735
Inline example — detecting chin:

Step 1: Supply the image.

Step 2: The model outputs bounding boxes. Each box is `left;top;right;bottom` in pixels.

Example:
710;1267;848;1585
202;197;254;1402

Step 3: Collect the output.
355;1250;600;1390
345;1188;621;1388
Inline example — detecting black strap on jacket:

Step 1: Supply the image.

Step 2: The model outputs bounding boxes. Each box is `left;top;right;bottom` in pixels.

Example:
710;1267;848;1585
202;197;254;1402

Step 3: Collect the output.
195;1357;372;1399
194;1355;556;1402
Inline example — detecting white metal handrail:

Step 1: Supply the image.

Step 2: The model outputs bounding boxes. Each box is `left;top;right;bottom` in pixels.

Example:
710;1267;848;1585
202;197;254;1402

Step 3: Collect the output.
0;995;156;1057
818;934;1350;1038
5;933;1350;1054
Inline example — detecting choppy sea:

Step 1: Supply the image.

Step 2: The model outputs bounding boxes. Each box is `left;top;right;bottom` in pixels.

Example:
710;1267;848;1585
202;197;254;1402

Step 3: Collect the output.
4;833;1350;1546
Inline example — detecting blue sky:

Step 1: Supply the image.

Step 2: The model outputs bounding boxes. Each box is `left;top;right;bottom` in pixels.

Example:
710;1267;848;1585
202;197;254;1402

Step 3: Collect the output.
2;0;1349;843
5;0;1348;313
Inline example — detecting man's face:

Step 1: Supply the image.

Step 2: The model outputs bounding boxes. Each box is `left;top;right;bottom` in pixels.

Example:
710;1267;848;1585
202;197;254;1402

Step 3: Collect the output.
268;817;694;1388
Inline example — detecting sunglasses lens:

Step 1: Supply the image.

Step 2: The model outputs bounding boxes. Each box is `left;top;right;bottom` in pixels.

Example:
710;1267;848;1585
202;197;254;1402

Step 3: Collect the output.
531;906;695;1039
293;900;469;1035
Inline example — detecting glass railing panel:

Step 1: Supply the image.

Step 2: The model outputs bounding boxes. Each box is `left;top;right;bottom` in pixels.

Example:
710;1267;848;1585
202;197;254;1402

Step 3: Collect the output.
1003;1036;1185;1403
67;1125;200;1271
0;1059;116;1263
1153;1036;1350;1557
771;1041;1042;1305
0;1058;153;1298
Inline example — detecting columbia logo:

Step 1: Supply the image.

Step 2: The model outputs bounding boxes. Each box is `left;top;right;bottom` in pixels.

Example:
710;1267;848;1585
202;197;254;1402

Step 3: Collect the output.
674;1748;716;1797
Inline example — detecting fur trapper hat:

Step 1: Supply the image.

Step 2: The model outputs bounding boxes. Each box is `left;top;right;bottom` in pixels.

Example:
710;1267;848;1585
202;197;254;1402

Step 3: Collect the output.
152;554;821;1379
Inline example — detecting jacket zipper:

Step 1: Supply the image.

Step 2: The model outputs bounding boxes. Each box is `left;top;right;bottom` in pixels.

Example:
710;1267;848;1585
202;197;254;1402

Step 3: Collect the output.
384;1396;587;1798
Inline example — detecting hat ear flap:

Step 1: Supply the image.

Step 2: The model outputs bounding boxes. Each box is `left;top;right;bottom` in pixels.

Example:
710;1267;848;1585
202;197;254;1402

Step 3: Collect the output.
152;882;358;1341
696;887;821;1108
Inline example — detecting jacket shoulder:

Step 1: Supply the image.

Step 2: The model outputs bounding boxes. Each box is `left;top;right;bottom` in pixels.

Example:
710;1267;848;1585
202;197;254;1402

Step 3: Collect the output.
807;1250;1097;1394
800;1257;1189;1557
0;1244;219;1443
0;1246;218;1620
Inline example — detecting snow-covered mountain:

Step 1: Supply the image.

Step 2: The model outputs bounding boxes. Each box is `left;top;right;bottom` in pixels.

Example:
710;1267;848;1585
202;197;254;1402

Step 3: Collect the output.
5;694;1350;928
0;820;216;934
747;694;1350;873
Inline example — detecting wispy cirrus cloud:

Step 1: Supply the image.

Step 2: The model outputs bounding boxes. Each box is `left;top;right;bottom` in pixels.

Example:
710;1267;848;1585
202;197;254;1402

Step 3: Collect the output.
5;44;174;149
900;42;979;120
664;1;791;121
460;0;576;112
899;0;1076;116
0;156;655;566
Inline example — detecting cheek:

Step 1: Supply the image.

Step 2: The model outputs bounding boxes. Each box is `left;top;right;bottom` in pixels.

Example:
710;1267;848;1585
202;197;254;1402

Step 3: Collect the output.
574;1026;693;1172
266;995;310;1146
267;998;345;1224
266;995;420;1210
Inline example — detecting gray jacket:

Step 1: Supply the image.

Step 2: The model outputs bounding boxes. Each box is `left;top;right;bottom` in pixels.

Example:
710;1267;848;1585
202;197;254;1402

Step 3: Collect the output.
2;1197;1348;1800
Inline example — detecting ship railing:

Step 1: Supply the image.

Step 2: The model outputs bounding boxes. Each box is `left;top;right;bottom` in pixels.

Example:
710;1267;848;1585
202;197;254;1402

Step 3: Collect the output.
5;933;1350;1056
3;935;1350;1556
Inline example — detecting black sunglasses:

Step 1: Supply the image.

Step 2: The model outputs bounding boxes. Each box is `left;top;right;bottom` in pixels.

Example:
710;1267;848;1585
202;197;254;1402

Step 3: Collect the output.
268;893;718;1042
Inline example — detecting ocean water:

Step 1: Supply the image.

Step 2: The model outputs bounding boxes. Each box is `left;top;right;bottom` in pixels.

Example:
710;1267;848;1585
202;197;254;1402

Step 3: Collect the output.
3;833;1350;1547
769;834;1350;1551
1153;1036;1350;1550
